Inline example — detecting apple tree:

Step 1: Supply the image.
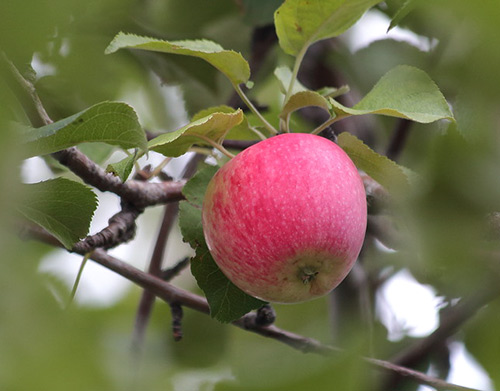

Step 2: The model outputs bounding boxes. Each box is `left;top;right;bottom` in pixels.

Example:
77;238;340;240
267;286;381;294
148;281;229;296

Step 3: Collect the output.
1;0;500;390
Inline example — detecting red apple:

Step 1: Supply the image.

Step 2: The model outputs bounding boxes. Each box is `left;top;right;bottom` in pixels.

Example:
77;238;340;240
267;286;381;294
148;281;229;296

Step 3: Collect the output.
202;133;367;303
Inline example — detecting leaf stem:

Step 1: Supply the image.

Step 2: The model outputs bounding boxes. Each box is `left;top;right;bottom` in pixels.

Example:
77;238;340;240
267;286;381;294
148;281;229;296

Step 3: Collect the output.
66;252;91;308
284;44;308;103
150;157;172;178
248;126;268;141
184;132;236;159
233;83;278;135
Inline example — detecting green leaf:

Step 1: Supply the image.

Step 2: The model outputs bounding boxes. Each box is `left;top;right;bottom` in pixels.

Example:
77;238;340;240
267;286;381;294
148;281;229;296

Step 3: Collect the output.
179;164;219;248
337;132;410;194
331;65;454;123
274;66;350;103
191;252;266;323
192;106;259;140
274;66;308;95
105;32;250;85
149;110;244;157
179;165;266;323
17;178;98;249
241;0;283;26
23;102;147;158
274;0;381;56
280;90;331;121
106;150;138;182
388;0;420;31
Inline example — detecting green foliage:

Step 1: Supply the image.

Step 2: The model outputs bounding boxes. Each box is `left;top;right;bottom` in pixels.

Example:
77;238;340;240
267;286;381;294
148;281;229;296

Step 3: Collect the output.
149;110;244;157
191;105;260;140
274;0;381;55
17;178;97;249
280;91;331;121
386;0;421;30
22;102;147;157
106;150;138;181
180;165;266;323
106;32;251;85
338;132;411;194
4;0;500;389
331;65;454;123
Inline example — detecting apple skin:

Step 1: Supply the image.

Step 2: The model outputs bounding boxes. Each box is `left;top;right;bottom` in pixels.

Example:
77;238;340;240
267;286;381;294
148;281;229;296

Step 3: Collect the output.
202;133;367;303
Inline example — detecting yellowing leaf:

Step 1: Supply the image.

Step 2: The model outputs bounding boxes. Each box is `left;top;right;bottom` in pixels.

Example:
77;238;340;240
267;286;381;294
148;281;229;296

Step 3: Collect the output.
149;110;244;157
280;91;331;120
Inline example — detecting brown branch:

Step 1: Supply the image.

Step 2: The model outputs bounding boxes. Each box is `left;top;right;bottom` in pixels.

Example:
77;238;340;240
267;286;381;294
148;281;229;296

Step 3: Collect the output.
22;225;484;391
73;202;142;253
161;257;190;280
386;118;413;161
170;302;184;341
392;288;500;368
132;153;203;351
1;53;53;127
52;147;186;208
132;202;180;351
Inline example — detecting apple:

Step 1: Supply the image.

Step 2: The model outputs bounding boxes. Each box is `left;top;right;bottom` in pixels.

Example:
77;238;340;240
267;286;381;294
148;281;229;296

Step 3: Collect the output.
202;133;367;303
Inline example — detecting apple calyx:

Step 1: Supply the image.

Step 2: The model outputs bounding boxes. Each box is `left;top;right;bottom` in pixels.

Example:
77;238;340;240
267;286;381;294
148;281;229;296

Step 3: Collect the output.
299;266;319;285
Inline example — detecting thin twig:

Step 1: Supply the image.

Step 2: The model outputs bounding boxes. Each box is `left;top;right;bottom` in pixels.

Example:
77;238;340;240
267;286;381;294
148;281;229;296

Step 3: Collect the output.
132;202;180;352
161;257;190;281
132;153;203;351
170;302;184;341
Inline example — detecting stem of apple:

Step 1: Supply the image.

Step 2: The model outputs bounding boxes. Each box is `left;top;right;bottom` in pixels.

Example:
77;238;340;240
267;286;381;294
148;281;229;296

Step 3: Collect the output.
311;113;350;135
233;83;278;136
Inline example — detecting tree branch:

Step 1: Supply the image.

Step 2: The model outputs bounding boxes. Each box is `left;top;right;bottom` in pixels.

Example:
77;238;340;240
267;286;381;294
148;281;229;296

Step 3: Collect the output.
73;202;142;253
52;147;186;208
22;225;485;391
132;153;203;351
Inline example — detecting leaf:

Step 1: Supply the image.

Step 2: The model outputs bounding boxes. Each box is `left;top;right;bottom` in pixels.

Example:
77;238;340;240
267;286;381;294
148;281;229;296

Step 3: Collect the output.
106;150;138;182
179;165;266;323
23;102;147;158
274;66;350;104
337;132;410;194
330;65;454;123
17;178;98;249
280;90;331;121
105;32;250;85
241;0;283;26
179;164;219;248
191;252;266;323
274;66;308;95
388;0;420;31
149;110;244;157
192;106;259;140
274;0;381;56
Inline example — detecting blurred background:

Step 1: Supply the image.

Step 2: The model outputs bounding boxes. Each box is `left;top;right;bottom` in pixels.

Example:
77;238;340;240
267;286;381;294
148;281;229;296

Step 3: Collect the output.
1;1;500;390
